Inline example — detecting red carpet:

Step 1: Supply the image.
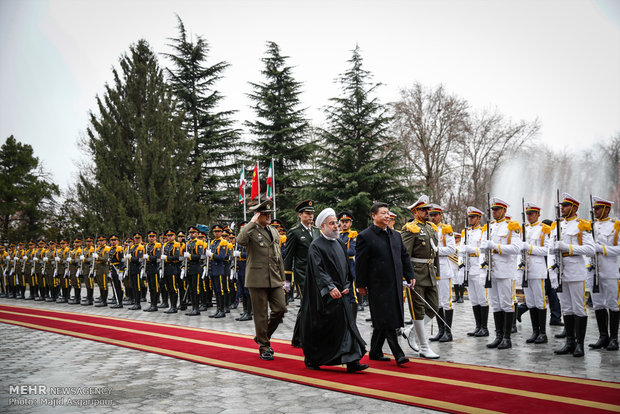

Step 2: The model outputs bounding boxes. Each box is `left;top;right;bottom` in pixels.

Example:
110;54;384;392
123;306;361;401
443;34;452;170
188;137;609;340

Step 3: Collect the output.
1;304;618;413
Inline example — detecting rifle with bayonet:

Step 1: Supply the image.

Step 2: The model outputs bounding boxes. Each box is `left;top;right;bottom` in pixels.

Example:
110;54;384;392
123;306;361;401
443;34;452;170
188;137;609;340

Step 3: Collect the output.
481;193;493;289
461;217;469;287
550;189;564;293
589;195;600;293
519;197;529;288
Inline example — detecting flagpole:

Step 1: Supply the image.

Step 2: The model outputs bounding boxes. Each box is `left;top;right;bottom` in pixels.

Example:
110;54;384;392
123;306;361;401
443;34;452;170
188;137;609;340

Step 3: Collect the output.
243;183;247;221
257;161;261;204
272;158;277;219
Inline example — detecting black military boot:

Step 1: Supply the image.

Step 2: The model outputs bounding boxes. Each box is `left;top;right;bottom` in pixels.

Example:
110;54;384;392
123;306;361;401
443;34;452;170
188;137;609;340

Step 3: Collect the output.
57;287;68;303
206;288;213;308
235;296;248;321
430;308;445;341
144;289;158;312
555;327;567;338
573;316;588;357
239;297;253;321
45;286;55;302
607;311;619;351
141;287;147;302
526;308;540;343
535;308;548;344
589;309;609;349
21;286;27;299
487;311;504;348
475;306;490;337
440;309;454;342
198;291;208;311
82;288;94;305
215;295;227;318
554;315;576;354
186;291;200;316
224;291;231;313
457;285;464;303
498;312;513;349
158;290;168;309
129;287;142;310
468;305;481;336
95;289;108;307
69;288;80;304
164;290;178;314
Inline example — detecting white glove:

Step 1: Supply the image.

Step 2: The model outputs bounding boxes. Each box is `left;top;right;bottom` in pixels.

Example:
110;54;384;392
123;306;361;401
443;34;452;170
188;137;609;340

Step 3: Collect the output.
283;280;291;292
124;254;131;260
79;255;85;261
180;269;185;280
43;257;48;262
487;240;497;250
403;280;412;288
554;241;570;253
33;257;39;262
160;255;167;261
479;240;489;252
521;243;532;253
549;270;559;289
22;255;27;260
206;250;213;258
54;256;60;262
93;253;99;259
144;254;149;260
183;252;190;258
233;250;240;258
595;243;604;254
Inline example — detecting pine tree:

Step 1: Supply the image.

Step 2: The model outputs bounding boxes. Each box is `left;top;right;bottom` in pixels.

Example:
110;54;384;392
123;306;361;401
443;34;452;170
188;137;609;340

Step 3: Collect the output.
164;16;242;224
0;135;59;241
246;41;311;226
77;39;196;235
317;45;411;227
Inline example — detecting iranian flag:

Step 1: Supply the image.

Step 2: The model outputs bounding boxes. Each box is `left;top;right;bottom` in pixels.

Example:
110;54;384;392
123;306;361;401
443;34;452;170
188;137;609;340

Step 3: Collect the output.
250;162;260;201
266;161;274;200
238;167;245;204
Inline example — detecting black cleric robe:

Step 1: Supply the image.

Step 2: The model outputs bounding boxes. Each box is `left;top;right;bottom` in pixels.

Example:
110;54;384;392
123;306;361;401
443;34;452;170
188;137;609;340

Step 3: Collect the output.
300;235;366;367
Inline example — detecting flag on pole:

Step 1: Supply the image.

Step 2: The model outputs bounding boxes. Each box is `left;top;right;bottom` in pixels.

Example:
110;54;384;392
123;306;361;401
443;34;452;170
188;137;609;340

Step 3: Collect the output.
238;167;245;204
250;162;260;201
266;161;274;200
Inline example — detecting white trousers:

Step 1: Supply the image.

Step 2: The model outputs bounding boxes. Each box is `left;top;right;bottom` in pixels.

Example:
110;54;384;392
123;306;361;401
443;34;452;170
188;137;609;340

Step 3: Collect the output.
558;281;587;317
437;278;452;311
489;278;514;313
468;275;488;307
523;278;546;309
591;278;620;311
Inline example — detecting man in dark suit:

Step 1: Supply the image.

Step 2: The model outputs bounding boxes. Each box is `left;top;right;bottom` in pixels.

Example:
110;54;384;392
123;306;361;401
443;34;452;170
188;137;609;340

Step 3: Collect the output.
356;202;416;365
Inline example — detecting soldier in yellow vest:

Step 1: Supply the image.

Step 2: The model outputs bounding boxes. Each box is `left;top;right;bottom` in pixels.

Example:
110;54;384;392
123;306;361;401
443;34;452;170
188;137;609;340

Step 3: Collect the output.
56;239;71;303
23;241;36;300
160;229;181;313
33;240;47;301
143;231;162;312
0;244;8;298
67;238;83;304
176;231;187;311
80;236;96;306
5;243;17;298
15;241;27;299
93;235;111;307
107;235;125;308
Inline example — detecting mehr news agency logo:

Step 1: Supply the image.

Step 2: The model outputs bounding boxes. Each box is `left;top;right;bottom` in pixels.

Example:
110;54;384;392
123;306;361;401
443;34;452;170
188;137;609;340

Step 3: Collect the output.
8;384;114;407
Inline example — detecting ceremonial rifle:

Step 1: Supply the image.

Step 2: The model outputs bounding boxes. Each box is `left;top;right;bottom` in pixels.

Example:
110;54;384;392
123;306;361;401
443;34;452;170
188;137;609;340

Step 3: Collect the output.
461;217;469;287
519;198;529;288
482;193;493;289
589;195;600;293
551;190;564;293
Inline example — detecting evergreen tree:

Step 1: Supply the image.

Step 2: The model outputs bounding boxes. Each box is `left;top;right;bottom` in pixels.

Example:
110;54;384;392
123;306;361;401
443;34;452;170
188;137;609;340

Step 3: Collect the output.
0;135;59;241
164;16;242;223
317;45;411;227
246;41;311;226
77;39;196;235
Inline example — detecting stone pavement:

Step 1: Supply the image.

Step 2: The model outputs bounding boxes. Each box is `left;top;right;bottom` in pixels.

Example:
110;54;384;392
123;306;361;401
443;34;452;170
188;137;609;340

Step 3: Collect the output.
0;292;618;413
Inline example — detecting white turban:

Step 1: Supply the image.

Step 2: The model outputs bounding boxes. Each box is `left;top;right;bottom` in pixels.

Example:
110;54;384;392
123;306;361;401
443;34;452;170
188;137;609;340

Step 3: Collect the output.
315;208;336;228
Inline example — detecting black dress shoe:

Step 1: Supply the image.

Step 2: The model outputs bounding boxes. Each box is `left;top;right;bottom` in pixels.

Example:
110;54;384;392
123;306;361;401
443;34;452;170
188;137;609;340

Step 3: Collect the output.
95;302;108;307
128;304;141;310
346;361;369;373
164;307;178;314
185;309;200;316
110;303;123;309
305;363;321;370
549;320;564;326
369;355;390;362
259;351;274;361
396;356;409;365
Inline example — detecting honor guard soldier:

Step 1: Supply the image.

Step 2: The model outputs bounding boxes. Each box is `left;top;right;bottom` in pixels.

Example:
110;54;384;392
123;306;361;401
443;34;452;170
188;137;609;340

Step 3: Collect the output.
520;202;552;344
221;228;235;312
92;236;111;307
33;240;47;301
0;244;7;298
338;211;362;318
196;230;211;311
207;224;229;318
79;237;96;306
15;241;27;299
460;207;490;337
183;226;205;316
122;237;134;305
144;231;162;312
43;240;57;301
67;238;83;304
157;232;169;310
550;193;596;357
480;197;521;350
401;195;440;359
56;239;70;303
107;235;125;308
589;196;619;351
176;231;187;310
23;241;36;300
126;233;145;310
6;243;17;298
285;199;320;347
227;231;239;310
161;229;181;313
428;204;457;342
234;221;252;321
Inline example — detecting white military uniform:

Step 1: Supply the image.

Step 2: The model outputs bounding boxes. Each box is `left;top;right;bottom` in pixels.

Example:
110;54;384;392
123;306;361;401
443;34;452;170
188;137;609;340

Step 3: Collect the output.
522;220;551;310
460;224;487;306
592;217;620;311
436;222;456;311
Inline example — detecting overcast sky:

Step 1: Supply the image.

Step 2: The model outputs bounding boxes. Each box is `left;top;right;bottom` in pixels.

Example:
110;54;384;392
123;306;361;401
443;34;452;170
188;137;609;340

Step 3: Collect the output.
1;0;619;192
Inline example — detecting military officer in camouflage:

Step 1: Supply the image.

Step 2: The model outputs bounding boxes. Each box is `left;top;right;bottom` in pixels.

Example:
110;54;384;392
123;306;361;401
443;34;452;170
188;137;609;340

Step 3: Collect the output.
401;195;441;359
285;199;320;348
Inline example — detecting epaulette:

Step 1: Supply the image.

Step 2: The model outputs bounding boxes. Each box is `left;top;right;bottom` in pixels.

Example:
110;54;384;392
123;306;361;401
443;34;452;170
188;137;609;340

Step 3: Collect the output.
289;224;300;231
577;219;592;232
429;222;438;232
541;224;552;235
481;224;488;232
403;222;420;233
173;241;181;248
614;220;620;231
103;246;111;253
461;229;466;237
349;230;358;238
280;235;287;244
154;242;162;248
507;221;521;232
442;224;453;235
550;221;557;230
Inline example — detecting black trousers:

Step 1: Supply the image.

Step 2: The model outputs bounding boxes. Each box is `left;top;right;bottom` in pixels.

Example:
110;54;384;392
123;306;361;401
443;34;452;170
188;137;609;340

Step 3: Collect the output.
370;328;405;359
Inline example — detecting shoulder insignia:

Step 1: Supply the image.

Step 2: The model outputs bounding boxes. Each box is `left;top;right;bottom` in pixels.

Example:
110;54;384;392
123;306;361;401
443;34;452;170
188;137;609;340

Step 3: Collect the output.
429;222;439;232
173;242;181;248
280;235;287;244
481;224;488;232
541;224;552;235
442;224;453;235
290;224;300;231
104;246;111;253
614;220;620;231
507;221;521;232
403;222;421;233
349;230;358;238
155;242;162;248
461;229;465;237
577;219;592;232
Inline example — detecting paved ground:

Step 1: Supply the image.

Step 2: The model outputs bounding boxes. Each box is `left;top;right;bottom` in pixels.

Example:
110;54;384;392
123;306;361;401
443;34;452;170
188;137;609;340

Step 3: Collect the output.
0;292;618;413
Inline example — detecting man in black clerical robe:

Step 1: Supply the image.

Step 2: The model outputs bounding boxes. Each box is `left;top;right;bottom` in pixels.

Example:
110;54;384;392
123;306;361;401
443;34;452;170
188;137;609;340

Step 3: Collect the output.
300;208;368;373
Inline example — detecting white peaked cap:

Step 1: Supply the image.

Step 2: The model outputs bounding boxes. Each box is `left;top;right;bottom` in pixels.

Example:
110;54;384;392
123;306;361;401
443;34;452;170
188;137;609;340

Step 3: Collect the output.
490;197;510;209
467;206;483;216
407;195;430;210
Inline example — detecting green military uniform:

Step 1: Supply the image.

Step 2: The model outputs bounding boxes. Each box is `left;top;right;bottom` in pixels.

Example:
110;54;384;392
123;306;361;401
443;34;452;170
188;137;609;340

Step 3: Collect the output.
44;243;58;301
94;239;111;307
401;218;440;319
284;200;320;294
56;242;70;303
68;240;83;304
23;243;36;299
80;240;96;305
33;244;46;301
